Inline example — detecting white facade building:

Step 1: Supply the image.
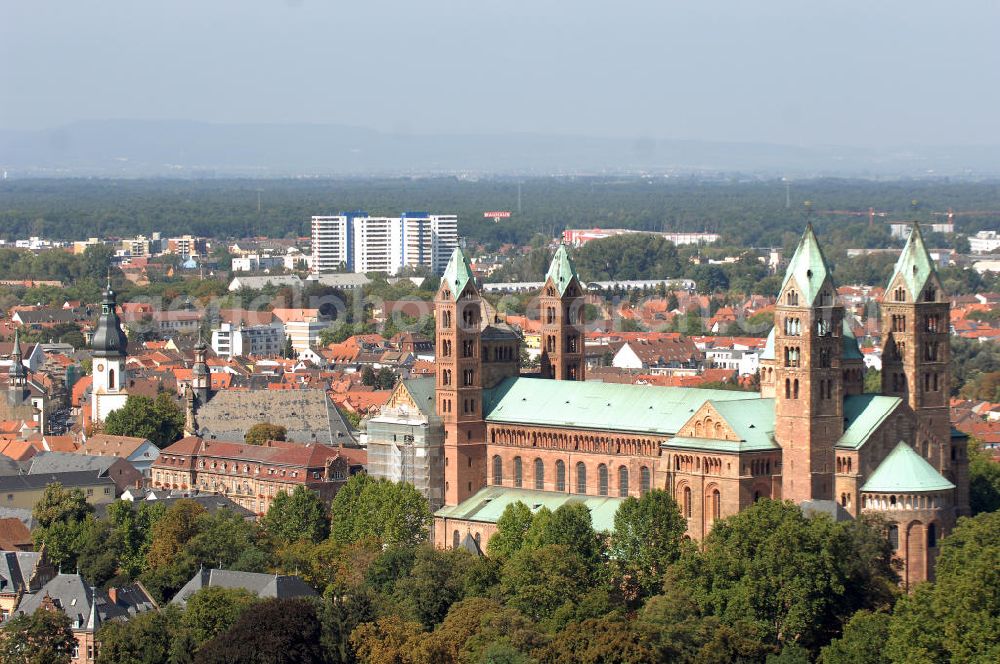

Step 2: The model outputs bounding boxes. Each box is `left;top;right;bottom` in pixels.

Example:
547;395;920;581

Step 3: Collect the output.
310;212;458;276
211;321;285;359
969;231;1000;254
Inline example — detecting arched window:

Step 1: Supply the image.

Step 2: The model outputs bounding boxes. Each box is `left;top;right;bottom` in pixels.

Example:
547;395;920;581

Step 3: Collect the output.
534;458;544;490
108;368;116;390
887;524;899;549
618;466;629;497
785;378;791;399
598;464;608;496
576;462;587;494
492;455;502;485
683;486;692;518
711;489;721;522
453;530;460;549
927;523;937;548
556;460;566;492
640;466;651;495
793;379;799;399
513;457;523;488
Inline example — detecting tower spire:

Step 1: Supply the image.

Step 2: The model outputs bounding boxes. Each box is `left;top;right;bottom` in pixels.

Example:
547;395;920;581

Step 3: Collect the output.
9;327;26;389
540;245;585;381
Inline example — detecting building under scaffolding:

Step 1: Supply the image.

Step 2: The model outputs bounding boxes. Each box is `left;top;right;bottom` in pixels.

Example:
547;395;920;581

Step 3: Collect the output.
365;378;445;510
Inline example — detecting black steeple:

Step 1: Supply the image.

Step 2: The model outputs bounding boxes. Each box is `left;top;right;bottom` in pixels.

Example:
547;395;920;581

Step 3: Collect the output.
92;274;129;358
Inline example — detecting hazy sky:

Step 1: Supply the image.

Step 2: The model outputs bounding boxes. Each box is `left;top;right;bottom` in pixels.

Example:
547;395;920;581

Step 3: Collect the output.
3;1;999;147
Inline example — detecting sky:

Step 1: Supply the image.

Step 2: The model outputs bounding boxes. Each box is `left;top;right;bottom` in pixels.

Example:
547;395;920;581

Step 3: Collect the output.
3;1;999;147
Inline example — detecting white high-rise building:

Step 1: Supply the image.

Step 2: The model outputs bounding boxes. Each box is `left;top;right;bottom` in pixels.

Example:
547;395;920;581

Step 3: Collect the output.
311;215;350;274
310;212;458;276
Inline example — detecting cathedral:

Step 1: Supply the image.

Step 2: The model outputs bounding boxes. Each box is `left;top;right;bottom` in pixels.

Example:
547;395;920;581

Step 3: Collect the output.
433;224;969;588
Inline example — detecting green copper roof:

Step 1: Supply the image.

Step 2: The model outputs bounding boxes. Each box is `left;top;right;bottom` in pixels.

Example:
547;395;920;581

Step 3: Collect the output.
545;244;579;296
861;441;955;493
837;394;903;450
842;319;864;360
441;248;475;301
484;377;761;436
665;398;777;452
435;486;625;532
781;224;835;306
401;377;438;419
887;224;936;300
760;328;775;361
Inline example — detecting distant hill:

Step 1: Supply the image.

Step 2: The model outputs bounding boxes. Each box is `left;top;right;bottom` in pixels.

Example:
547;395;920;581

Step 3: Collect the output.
1;119;999;178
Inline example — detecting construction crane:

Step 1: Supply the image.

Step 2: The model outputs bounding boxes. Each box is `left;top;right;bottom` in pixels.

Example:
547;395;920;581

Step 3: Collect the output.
816;207;890;228
931;208;1000;219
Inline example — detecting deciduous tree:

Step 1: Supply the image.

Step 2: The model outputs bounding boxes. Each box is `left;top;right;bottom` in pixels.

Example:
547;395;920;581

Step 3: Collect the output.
263;485;329;544
608;489;687;601
245;422;287;446
0;604;75;664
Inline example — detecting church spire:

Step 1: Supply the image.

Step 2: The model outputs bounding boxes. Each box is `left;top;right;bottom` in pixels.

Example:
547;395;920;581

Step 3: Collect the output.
441;248;476;301
887;223;937;301
545;244;580;296
780;223;836;306
8;327;26;389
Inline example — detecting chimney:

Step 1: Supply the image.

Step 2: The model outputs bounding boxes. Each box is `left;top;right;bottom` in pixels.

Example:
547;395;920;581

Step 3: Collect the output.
108;587;118;604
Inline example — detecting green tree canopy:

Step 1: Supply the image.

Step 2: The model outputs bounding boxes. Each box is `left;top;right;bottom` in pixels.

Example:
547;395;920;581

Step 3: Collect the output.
486;502;534;559
819;609;891;664
181;586;258;645
969;437;1000;515
262;485;329;545
328;475;432;547
608;489;687;601
0;604;75;664
886;511;1000;663
245;422;288;446
103;392;185;447
194;598;328;664
666;499;897;652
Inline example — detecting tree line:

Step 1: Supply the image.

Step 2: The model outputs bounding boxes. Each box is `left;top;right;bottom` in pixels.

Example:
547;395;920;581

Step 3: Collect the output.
4;472;998;663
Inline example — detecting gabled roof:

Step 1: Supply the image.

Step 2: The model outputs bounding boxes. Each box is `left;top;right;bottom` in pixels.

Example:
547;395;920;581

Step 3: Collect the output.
841;319;864;361
16;573;129;629
401;377;437;418
441;248;475;301
836;394;902;450
780;224;835;306
0;550;41;592
484;376;758;436
760;328;776;361
544;244;579;296
862;441;955;493
170;568;317;606
887;223;937;300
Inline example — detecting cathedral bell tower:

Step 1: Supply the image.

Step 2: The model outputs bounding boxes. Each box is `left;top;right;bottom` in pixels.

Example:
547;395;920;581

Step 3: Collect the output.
436;248;486;506
881;224;968;513
773;225;844;504
91;275;130;423
539;245;586;381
